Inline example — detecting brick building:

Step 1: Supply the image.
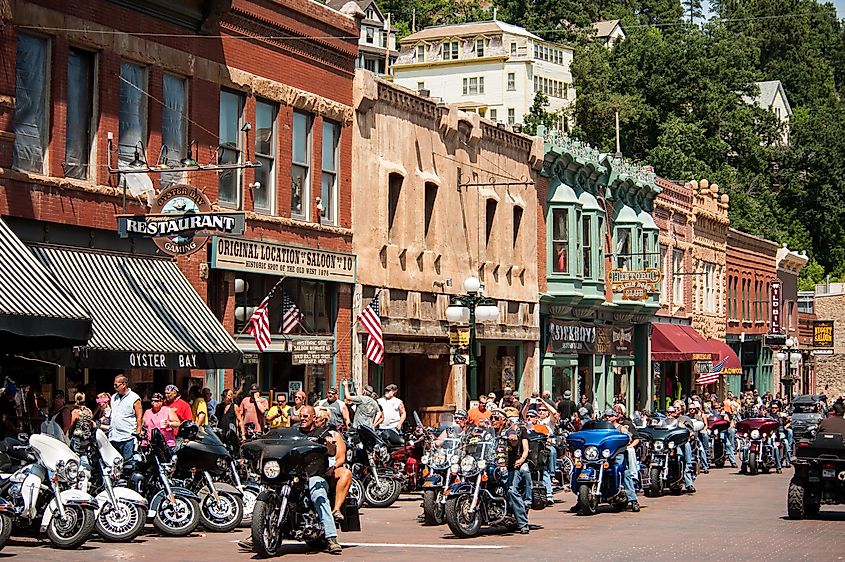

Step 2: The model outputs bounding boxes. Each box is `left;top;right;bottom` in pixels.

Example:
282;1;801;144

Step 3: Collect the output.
0;0;359;401
810;284;845;400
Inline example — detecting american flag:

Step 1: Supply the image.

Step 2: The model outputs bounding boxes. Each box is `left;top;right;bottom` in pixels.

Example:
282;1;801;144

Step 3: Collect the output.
281;291;303;334
696;357;727;386
248;295;272;352
358;293;383;365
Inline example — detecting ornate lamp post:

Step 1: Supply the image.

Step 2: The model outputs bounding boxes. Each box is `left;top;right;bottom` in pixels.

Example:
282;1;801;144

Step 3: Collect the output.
445;277;500;399
776;337;801;402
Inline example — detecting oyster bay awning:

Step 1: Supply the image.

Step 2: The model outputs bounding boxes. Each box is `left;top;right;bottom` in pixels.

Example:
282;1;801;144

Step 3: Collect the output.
0;218;91;351
30;245;241;370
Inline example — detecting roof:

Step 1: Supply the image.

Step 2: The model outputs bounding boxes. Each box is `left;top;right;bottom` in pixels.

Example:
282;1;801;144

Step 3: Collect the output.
742;80;793;116
401;20;543;43
592;20;622;38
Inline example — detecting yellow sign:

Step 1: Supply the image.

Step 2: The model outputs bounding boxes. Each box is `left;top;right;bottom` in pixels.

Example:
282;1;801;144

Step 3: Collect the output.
449;326;471;346
608;268;661;299
813;320;834;348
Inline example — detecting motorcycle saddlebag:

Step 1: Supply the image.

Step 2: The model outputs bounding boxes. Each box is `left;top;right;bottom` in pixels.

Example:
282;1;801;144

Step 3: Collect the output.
340;495;361;532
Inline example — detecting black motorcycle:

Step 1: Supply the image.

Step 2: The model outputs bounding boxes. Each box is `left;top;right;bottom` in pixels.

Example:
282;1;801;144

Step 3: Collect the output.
243;428;361;557
346;425;404;508
639;420;691;496
215;422;261;526
173;422;244;532
126;428;201;536
526;430;549;510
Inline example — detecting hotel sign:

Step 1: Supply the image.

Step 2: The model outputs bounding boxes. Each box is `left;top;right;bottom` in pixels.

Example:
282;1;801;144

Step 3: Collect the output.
211;236;356;284
608;268;661;301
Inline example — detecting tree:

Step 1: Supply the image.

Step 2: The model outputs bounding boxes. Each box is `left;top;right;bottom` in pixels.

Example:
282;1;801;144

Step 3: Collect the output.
522;92;558;135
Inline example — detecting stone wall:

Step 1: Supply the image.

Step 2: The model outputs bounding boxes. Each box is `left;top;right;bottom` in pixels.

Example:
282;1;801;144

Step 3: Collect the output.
812;292;845;399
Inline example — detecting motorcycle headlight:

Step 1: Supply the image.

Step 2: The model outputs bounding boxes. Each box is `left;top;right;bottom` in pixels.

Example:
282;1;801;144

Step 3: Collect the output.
584;446;599;461
573;449;582;458
601;449;611;459
263;460;281;479
217;457;229;471
64;459;80;483
111;458;124;480
751;429;760;440
460;455;477;473
421;454;430;464
653;441;664;452
451;464;460;473
668;441;676;449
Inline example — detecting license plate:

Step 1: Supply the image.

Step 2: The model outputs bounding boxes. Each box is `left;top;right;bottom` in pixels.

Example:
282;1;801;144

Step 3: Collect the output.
823;469;835;478
577;468;596;480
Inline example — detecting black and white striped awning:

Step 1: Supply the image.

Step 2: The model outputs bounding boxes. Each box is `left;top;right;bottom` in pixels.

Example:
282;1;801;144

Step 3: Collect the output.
0;218;92;351
30;245;241;370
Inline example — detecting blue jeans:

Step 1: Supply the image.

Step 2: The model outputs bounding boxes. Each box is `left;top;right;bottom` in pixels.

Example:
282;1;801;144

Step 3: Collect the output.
724;430;737;466
616;453;637;502
697;434;709;471
682;442;694;488
769;439;782;470
308;476;337;539
784;428;793;464
111;439;134;461
543;445;557;499
506;468;529;529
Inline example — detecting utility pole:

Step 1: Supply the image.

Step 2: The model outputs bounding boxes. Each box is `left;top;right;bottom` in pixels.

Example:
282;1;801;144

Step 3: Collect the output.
615;110;622;158
412;8;416;33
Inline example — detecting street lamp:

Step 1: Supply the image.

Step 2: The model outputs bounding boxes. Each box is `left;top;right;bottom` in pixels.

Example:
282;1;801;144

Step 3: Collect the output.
776;337;801;401
445;276;500;399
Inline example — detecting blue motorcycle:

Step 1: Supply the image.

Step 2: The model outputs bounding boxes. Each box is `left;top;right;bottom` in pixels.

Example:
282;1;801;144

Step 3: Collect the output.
568;421;631;515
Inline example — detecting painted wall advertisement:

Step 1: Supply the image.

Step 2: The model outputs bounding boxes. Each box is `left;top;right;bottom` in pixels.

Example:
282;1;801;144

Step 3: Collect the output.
546;320;634;355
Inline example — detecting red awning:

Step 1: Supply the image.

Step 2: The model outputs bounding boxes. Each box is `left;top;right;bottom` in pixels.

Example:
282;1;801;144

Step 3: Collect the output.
704;339;743;375
651;323;714;362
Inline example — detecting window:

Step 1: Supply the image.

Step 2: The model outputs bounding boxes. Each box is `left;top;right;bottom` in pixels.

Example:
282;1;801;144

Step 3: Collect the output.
534;44;539;58
507;72;515;91
424;182;437;241
513;206;523;247
254;99;277;214
672;249;684;305
552;209;568;273
442;40;459;60
387;173;403;241
65;48;95;180
416;44;425;63
583;215;592;278
703;262;716;313
118;62;147;167
510;42;517;55
13;34;50;173
660;244;668;303
563;83;569;99
161;74;187;188
417;81;425;91
475;39;485;57
478;76;485;94
507;108;515;124
615;228;632;270
489;108;497;122
485;199;497;246
534;76;539;92
321;120;340;224
365;27;374;44
463;76;484;95
218;90;243;207
291;110;312;219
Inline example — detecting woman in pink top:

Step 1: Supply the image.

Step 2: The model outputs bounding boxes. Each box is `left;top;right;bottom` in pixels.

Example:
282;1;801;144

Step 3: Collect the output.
143;392;180;447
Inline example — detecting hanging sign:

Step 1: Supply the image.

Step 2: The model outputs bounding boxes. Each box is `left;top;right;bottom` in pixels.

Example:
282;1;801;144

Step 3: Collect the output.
116;184;245;256
291;339;334;365
608;268;661;300
813;320;834;348
546;320;634;356
770;281;782;334
449;326;471;365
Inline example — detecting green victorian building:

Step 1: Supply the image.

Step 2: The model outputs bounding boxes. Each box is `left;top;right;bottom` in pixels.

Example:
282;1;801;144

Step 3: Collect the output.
537;127;661;414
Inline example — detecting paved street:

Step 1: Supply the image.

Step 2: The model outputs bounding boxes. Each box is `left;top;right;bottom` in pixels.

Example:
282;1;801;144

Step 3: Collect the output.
2;469;842;561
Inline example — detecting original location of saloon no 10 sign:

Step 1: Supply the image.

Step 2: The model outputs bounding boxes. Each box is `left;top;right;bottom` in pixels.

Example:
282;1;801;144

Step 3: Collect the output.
117;184;245;256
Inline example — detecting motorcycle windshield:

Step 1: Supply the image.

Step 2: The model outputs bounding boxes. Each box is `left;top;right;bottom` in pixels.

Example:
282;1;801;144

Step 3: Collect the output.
95;428;123;467
40;419;70;445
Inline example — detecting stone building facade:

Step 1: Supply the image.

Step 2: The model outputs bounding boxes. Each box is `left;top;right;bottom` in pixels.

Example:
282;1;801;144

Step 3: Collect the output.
0;0;359;399
690;180;730;341
351;71;543;419
811;285;845;399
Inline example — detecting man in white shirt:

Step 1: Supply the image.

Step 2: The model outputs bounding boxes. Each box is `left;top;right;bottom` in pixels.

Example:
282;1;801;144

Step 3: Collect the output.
377;384;406;446
109;374;142;460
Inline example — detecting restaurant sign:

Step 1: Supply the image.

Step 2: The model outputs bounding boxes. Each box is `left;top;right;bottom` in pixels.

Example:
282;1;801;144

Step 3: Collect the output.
608;268;661;301
546;320;634;356
813;320;834;348
117;184;245;256
211;236;356;284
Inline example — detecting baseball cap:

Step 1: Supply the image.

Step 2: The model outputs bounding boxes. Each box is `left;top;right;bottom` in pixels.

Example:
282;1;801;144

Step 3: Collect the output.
454;408;468;418
165;384;179;394
487;392;496;399
564;390;572;399
249;383;259;392
503;407;520;418
328;387;338;394
489;407;506;418
151;392;164;401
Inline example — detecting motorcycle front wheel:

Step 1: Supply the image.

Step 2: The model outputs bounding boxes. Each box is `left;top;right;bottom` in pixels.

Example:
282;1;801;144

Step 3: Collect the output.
96;499;146;542
577;484;598;516
748;452;758;475
444;494;481;538
251;496;285;558
349;477;364;510
47;504;96;549
153;494;200;536
363;475;402;508
200;491;243;533
422;489;445;525
648;467;663;497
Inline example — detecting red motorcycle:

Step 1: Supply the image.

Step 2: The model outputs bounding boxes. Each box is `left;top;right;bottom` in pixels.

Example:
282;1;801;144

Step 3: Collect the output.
736;418;781;475
707;416;731;468
389;424;431;492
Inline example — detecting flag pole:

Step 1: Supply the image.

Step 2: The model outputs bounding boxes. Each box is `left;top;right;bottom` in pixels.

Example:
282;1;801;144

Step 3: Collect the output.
334;287;381;357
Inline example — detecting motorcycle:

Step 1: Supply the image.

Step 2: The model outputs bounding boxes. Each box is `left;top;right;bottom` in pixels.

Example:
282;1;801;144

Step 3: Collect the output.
443;427;510;538
215;422;261;526
526;430;549;510
638;418;691;496
420;429;463;525
707;416;731;468
736;417;781;475
244;427;361;557
346;425;404;508
0;422;97;548
569;420;634;514
552;423;574;492
173;421;243;532
389;414;429;492
86;429;148;541
126;427;201;536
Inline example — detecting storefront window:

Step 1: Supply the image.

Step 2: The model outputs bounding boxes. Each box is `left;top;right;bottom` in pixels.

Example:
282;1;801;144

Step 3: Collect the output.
615;227;632;270
552;366;573;400
235;274;334;336
552;209;568;273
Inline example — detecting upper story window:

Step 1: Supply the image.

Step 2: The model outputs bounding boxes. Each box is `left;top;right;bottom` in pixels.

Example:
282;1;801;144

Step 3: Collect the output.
387;173;403;242
254;99;278;214
218;90;243;208
291;110;312;220
161;73;188;188
442;40;459;60
582;214;592;278
507;108;515;124
462;76;484;95
365;7;375;19
507;73;516;91
13;33;50;174
424;182;438;243
65;48;96;180
475;39;485;57
118;61;148;168
416;44;426;62
672;249;684;305
510;42;517;55
615;228;632;270
552;209;569;274
365;27;374;44
513;206;523;248
703;262;717;313
321;120;340;225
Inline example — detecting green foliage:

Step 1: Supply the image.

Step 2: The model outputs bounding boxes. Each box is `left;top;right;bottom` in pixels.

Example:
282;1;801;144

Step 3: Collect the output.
798;259;825;292
522;92;558;135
